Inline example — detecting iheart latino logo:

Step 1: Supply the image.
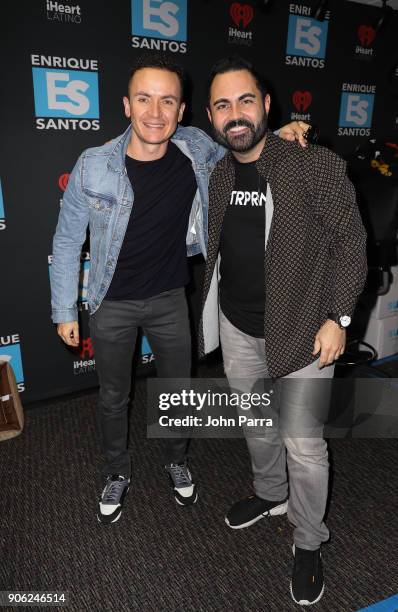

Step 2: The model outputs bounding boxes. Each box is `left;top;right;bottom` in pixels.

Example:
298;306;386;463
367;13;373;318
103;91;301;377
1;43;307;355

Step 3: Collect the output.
58;173;70;192
79;337;94;359
292;91;312;112
230;2;254;28
358;25;376;47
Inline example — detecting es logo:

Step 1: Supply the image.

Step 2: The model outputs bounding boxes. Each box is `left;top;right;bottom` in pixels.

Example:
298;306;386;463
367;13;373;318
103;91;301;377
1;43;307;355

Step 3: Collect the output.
338;84;375;136
32;68;99;118
292;91;312;112
229;3;253;28
286;13;328;68
132;0;187;41
358;25;375;47
339;93;374;128
287;16;328;57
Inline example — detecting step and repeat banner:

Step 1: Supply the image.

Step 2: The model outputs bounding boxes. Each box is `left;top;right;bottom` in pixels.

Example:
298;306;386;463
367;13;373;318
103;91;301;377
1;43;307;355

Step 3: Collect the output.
1;0;397;403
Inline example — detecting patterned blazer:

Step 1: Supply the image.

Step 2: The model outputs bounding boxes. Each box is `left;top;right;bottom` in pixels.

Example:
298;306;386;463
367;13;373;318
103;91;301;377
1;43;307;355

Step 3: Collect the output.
198;131;368;378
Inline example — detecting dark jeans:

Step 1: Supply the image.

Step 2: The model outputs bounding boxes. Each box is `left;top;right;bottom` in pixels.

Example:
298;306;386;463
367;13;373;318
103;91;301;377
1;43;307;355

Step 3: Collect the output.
89;288;191;479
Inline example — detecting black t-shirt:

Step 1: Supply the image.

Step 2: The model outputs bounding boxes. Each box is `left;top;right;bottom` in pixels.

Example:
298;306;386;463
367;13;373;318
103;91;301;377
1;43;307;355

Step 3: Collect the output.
106;142;197;300
220;157;267;338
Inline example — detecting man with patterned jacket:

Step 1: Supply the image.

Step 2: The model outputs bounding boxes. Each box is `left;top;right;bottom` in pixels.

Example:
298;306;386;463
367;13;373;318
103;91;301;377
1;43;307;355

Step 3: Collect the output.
199;56;367;606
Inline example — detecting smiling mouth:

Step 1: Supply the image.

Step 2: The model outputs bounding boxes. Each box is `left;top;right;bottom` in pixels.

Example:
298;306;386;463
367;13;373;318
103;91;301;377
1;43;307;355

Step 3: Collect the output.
227;126;250;135
144;123;166;129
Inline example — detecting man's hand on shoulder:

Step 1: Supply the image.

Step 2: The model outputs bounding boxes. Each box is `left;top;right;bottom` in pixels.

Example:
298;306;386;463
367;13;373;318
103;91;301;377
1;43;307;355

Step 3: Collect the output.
57;321;80;347
312;320;346;368
278;121;310;149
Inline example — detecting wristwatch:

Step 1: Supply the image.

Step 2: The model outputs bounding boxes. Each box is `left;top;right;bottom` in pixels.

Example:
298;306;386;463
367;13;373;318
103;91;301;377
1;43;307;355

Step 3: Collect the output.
327;313;351;329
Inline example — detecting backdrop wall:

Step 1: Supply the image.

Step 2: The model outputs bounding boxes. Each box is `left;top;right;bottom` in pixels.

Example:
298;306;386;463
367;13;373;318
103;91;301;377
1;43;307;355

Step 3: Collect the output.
1;0;397;403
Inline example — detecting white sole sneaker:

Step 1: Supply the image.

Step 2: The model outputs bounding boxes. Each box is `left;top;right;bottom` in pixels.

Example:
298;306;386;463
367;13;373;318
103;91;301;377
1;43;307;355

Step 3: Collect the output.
225;500;288;529
289;581;325;606
175;491;198;506
290;544;324;606
97;481;130;525
97;509;122;524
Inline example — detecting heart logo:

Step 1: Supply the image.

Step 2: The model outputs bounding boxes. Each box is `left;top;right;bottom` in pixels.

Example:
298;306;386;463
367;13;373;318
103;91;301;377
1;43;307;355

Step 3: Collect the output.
230;3;254;28
358;25;376;47
58;173;70;192
292;91;312;112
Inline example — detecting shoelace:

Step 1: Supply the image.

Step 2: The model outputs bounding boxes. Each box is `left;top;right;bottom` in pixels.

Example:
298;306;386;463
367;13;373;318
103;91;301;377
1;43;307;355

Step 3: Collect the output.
169;463;191;488
103;477;127;503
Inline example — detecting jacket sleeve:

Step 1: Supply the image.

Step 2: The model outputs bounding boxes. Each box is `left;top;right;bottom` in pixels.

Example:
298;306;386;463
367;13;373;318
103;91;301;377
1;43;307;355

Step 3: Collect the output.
305;147;368;317
50;153;89;324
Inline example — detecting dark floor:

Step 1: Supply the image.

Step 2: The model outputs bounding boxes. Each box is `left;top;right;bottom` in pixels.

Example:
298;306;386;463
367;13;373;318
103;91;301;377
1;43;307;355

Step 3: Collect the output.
1;367;398;612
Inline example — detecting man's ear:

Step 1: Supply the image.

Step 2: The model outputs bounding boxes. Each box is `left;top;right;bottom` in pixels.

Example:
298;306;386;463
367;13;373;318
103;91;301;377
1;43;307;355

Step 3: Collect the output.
123;96;131;119
206;106;213;124
264;94;271;116
178;102;186;123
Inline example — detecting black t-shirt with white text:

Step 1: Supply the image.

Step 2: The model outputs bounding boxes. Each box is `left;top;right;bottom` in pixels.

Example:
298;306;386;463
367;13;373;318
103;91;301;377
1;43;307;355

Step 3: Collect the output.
106;142;197;300
220;157;266;338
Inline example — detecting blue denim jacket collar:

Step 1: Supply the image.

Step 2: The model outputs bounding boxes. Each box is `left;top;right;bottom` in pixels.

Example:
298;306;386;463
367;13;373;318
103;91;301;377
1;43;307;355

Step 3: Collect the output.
106;124;202;175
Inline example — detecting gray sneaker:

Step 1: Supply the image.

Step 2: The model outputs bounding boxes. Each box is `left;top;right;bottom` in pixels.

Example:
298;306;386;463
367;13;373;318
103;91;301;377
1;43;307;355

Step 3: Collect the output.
165;462;198;506
97;474;130;524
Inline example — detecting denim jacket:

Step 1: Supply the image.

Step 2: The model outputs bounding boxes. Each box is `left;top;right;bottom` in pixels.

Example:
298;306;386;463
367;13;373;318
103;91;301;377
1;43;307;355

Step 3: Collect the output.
50;124;225;323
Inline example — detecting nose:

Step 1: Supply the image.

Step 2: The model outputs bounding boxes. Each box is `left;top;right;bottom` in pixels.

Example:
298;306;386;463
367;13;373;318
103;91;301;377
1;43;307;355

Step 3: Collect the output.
228;100;245;122
149;99;161;118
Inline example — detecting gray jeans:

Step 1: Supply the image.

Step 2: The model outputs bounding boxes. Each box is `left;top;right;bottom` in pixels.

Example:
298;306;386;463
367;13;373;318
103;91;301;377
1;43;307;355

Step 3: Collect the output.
220;310;335;550
90;288;191;479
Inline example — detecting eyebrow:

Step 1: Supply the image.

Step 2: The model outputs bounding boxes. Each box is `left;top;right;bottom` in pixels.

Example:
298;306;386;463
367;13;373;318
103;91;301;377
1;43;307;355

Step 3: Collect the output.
134;91;179;101
213;92;256;106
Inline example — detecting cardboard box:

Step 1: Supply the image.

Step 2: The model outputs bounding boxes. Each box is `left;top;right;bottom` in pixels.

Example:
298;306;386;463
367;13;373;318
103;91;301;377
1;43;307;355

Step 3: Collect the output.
363;314;398;359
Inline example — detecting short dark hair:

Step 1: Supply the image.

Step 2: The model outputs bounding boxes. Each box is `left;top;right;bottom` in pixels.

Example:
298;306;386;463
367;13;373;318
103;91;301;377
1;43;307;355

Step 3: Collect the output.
127;54;186;101
207;56;268;104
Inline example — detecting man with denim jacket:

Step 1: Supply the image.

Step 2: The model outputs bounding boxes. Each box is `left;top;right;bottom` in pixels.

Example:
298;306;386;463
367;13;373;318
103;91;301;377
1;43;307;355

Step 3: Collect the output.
51;55;308;525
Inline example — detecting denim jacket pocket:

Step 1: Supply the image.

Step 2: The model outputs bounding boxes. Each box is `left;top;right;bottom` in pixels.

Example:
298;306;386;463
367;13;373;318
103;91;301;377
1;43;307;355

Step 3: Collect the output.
85;191;115;231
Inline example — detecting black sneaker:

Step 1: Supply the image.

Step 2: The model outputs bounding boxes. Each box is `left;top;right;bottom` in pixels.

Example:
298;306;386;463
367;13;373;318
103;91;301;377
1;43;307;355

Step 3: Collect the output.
165;462;198;506
290;545;324;606
97;474;130;524
225;494;288;529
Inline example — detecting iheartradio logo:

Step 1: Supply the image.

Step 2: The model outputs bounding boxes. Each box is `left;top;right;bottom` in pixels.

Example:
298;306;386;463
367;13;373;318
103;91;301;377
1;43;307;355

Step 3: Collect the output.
292;91;312;112
230;2;254;28
358;25;375;47
58;173;70;192
79;337;94;360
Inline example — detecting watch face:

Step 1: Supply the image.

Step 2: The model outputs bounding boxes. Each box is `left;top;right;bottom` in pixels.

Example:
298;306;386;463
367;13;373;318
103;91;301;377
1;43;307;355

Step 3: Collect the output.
339;315;351;328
